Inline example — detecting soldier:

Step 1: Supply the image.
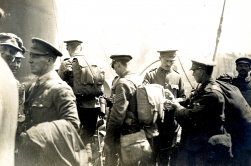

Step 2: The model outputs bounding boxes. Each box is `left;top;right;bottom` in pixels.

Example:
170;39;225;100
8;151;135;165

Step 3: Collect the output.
232;57;251;106
58;40;83;87
58;40;104;159
17;38;88;166
0;33;26;127
225;57;251;165
169;58;232;165
142;50;186;166
104;55;141;166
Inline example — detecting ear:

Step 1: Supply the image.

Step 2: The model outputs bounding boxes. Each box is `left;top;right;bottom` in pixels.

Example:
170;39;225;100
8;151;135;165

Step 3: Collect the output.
47;56;54;63
199;69;204;75
117;61;121;67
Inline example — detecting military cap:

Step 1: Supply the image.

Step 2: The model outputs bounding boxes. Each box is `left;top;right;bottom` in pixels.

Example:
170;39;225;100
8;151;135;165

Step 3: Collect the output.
235;57;251;66
0;33;23;51
190;57;216;70
157;50;177;60
110;55;132;61
30;37;62;57
15;52;25;58
14;46;26;58
64;40;83;46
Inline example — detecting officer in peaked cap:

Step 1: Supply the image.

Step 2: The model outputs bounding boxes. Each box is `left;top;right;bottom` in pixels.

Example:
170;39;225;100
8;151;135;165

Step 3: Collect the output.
142;49;186;166
30;37;62;57
110;54;132;68
59;38;104;160
29;37;62;76
105;54;142;166
158;50;177;60
17;37;83;166
170;57;232;166
58;39;83;85
190;57;216;71
64;39;83;57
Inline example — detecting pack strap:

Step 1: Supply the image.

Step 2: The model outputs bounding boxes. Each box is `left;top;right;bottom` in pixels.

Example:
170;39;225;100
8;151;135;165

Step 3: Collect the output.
82;57;98;88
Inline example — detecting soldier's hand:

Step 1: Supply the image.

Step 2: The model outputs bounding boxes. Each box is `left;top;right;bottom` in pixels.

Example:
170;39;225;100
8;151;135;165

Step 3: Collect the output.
19;132;29;146
18;113;26;122
164;89;175;101
164;99;173;110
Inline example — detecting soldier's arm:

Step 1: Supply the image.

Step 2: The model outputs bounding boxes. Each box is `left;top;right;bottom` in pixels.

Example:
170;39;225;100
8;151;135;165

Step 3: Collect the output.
142;72;151;85
53;83;80;130
104;83;131;148
173;92;223;128
176;77;186;103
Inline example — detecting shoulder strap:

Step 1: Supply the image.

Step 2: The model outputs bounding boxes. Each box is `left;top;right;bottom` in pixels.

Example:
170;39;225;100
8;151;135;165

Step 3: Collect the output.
75;56;98;87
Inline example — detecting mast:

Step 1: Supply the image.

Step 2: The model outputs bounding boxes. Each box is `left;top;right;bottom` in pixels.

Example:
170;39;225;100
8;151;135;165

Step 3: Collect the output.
213;0;226;61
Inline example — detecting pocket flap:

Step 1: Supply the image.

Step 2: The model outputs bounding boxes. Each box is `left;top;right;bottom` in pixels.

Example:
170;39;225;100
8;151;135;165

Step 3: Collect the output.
32;101;52;108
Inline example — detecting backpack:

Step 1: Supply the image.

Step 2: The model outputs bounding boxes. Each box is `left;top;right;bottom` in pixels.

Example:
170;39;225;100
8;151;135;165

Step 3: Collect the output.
72;56;105;100
135;83;165;126
59;56;105;100
215;80;251;148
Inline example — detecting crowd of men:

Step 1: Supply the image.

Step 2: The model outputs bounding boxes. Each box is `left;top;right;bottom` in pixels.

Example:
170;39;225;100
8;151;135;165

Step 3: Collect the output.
0;32;251;166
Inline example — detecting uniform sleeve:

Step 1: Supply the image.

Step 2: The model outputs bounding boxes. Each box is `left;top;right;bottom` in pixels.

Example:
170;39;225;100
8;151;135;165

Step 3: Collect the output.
178;77;186;99
142;72;151;85
105;83;132;147
53;84;80;130
175;91;224;130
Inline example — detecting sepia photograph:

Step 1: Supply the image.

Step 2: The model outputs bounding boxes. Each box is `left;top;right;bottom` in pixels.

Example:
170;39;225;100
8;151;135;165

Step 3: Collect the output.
1;0;251;165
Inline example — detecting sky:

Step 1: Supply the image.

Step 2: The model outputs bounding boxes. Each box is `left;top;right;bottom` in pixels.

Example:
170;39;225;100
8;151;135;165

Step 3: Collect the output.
56;0;251;54
55;0;251;80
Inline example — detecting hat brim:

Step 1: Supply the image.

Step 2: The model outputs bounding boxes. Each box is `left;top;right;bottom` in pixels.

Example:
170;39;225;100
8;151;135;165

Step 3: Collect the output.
15;52;25;58
29;47;48;55
0;43;22;51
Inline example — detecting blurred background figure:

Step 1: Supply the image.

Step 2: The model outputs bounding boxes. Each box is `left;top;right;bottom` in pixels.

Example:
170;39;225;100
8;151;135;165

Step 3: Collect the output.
0;57;18;166
232;57;251;106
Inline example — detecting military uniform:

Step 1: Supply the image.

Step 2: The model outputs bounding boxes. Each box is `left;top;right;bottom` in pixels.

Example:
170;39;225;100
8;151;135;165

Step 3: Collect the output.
143;50;185;165
17;38;85;166
58;40;102;147
105;55;140;166
174;58;232;166
232;57;251;106
230;57;251;166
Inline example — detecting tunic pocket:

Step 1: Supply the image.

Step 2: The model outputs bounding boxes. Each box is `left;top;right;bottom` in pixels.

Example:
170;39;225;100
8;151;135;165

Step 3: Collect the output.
32;101;52;108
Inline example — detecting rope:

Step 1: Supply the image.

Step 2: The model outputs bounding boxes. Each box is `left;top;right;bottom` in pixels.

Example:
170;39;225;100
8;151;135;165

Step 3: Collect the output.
177;55;194;89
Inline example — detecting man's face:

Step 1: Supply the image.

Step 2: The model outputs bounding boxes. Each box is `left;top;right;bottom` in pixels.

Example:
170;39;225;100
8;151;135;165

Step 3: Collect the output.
9;57;22;74
160;56;175;70
0;45;18;66
66;45;74;55
111;60;119;74
29;53;50;76
192;68;203;83
236;63;250;77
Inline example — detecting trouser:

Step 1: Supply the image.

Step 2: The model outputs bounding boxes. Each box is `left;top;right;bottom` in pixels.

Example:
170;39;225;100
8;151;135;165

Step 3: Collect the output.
176;145;232;166
77;106;100;144
16;140;39;166
232;139;251;166
158;133;178;166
